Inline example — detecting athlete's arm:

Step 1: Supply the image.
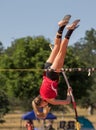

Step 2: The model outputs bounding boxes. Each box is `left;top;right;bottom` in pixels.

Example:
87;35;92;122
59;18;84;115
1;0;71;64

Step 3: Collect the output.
46;96;71;105
46;87;72;105
32;101;50;119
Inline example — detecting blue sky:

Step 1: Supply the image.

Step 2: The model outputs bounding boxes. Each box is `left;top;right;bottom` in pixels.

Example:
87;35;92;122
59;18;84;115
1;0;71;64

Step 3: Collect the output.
0;0;96;48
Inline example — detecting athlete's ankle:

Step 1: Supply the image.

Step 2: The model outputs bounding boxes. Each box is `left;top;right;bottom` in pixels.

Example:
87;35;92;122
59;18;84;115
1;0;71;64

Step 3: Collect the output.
65;30;74;39
56;32;62;39
57;25;65;35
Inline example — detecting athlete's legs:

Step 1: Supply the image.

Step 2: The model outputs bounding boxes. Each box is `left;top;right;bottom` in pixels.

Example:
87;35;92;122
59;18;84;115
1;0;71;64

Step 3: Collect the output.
46;15;71;64
46;37;61;64
50;19;80;72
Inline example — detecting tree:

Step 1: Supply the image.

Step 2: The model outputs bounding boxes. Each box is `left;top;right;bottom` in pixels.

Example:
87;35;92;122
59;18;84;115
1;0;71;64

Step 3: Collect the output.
0;29;95;111
0;41;4;54
0;90;9;119
72;28;96;108
58;46;92;102
73;28;96;67
0;36;51;110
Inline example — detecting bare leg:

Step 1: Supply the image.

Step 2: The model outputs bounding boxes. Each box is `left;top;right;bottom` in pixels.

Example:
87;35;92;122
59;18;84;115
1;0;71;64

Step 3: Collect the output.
47;37;61;63
50;38;68;71
46;15;71;64
51;19;80;72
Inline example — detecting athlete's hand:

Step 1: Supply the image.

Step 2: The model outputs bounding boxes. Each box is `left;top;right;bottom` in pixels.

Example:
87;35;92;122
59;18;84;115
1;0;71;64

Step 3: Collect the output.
43;105;51;114
67;87;72;96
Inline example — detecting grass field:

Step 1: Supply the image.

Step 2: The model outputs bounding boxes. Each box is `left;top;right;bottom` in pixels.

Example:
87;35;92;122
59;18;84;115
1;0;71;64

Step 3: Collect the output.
0;106;96;130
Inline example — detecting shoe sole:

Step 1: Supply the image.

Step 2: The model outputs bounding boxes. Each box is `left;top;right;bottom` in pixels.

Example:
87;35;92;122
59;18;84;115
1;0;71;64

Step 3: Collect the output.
66;19;80;30
58;14;71;27
72;19;80;26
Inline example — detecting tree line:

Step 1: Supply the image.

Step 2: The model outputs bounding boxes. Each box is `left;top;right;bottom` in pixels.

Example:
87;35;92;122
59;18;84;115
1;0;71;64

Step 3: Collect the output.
0;28;96;117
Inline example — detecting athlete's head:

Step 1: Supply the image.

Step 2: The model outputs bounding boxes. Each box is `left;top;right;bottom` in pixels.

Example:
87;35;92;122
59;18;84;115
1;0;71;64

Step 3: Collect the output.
32;95;50;119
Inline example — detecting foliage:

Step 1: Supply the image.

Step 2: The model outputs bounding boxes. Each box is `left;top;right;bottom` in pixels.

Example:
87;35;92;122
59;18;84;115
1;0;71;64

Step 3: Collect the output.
72;28;96;108
0;28;96;112
73;28;96;67
0;36;51;111
0;90;10;119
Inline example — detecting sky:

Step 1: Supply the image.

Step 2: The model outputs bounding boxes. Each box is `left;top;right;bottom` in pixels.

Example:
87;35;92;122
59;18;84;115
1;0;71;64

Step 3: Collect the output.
0;0;96;48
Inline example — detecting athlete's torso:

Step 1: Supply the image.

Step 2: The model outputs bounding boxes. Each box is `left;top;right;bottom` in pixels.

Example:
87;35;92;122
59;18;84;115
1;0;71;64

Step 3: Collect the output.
40;75;59;100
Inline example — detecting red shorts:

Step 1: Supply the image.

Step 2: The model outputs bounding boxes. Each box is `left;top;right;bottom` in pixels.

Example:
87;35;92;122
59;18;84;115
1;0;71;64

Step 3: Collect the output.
40;76;59;100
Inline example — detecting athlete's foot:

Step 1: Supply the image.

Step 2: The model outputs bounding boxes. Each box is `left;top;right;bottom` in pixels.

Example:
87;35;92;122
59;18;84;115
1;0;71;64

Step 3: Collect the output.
66;19;80;30
58;14;71;27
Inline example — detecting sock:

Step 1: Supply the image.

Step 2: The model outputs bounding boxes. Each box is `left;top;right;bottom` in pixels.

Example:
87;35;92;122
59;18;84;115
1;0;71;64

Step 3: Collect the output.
58;25;65;34
56;25;66;39
65;29;74;39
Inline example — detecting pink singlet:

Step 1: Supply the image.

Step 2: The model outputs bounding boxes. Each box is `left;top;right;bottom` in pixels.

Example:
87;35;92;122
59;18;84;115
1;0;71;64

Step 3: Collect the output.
40;75;59;100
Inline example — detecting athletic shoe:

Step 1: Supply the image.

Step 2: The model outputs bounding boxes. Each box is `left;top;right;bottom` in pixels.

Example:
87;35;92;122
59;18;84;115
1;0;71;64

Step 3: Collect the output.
66;19;80;30
58;14;71;27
